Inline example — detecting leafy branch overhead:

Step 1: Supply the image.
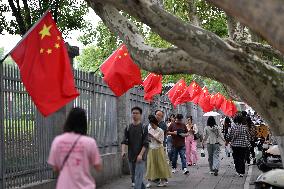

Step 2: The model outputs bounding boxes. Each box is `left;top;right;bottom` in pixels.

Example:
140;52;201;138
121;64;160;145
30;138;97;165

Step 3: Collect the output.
0;0;89;36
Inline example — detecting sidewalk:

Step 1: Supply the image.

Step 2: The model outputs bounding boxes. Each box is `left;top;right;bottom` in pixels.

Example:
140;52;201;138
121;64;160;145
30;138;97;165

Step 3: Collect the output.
98;149;255;189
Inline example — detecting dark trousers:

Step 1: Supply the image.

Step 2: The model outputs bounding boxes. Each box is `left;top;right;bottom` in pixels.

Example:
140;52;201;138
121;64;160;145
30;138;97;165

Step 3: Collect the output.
246;141;256;164
232;146;248;174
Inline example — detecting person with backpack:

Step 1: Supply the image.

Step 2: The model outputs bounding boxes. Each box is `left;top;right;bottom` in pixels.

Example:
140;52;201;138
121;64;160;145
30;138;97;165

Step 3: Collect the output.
48;107;102;189
185;116;199;166
202;116;224;176
167;114;189;174
145;115;171;187
121;106;149;189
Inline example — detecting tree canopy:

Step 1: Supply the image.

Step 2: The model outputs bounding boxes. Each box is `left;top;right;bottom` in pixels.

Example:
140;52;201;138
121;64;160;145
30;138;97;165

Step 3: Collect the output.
0;0;89;36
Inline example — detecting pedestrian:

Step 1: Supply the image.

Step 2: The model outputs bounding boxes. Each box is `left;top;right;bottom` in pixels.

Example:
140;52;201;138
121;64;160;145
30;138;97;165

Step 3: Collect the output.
246;116;257;165
185;116;198;166
202;116;224;176
155;110;168;148
121;106;149;189
226;113;251;177
166;114;175;163
146;115;171;187
167;114;189;174
222;117;232;157
48;107;102;189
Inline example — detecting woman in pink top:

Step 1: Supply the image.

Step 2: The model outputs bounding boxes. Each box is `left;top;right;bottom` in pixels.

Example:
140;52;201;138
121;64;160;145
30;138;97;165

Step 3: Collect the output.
48;107;102;189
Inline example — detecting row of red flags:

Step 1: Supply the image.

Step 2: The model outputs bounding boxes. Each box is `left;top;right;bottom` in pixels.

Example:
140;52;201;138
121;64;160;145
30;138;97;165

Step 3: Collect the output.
9;10;236;117
100;44;237;117
167;79;237;117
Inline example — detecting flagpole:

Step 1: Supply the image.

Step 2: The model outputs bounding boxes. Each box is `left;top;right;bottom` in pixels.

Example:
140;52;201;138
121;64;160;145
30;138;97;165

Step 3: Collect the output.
4;9;51;58
93;67;100;74
0;53;9;65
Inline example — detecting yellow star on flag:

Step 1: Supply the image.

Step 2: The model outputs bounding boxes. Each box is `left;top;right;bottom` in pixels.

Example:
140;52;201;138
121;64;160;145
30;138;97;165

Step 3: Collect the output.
40;48;44;54
54;43;60;48
57;36;61;41
39;24;52;40
46;49;52;54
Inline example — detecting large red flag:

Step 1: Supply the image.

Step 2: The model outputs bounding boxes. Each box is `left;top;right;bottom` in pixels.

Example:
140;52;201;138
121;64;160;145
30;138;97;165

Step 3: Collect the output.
167;79;187;107
210;92;225;110
143;73;162;102
100;44;143;96
175;81;202;106
199;94;214;112
192;86;208;104
10;11;79;116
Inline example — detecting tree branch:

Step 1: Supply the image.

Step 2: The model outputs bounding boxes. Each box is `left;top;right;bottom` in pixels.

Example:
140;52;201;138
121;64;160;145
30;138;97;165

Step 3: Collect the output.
87;0;236;69
22;0;32;28
241;42;284;63
188;0;200;27
207;0;284;55
8;0;26;35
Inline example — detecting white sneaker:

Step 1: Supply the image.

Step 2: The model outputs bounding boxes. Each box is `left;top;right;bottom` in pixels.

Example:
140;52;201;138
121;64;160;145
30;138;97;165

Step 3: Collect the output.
146;183;151;188
172;168;176;173
239;174;244;177
132;183;135;187
209;171;214;175
157;182;166;187
183;168;189;174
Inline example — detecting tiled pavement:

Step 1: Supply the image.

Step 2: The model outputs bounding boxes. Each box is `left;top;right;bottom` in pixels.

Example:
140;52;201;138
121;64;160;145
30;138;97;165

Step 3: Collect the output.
98;148;260;189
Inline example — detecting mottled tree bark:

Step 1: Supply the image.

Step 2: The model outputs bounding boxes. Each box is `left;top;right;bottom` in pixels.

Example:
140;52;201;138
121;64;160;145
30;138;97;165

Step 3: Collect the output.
207;0;284;54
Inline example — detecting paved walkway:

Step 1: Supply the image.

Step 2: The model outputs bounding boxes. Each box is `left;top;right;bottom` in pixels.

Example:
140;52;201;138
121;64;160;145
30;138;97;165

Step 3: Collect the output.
98;148;257;189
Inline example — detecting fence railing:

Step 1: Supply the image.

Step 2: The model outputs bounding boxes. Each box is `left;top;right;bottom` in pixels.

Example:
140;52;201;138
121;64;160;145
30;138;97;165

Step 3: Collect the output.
0;63;206;189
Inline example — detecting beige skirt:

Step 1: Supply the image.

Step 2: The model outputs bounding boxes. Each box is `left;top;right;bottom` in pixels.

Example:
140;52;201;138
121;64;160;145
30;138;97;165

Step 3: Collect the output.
145;147;171;180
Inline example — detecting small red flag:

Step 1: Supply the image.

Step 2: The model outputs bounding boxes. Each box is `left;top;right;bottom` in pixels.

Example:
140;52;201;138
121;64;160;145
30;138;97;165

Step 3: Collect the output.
167;79;187;107
10;11;79;116
210;92;225;110
199;94;214;112
220;99;237;117
175;81;202;106
192;86;208;104
143;73;162;102
100;44;143;96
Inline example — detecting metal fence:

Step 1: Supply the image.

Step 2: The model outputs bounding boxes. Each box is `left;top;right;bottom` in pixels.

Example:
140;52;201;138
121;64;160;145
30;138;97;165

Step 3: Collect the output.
0;63;201;189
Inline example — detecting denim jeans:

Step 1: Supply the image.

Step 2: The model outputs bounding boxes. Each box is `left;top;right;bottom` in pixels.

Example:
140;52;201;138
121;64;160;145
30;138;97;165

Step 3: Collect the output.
172;146;187;170
207;144;221;171
167;136;173;162
129;160;146;189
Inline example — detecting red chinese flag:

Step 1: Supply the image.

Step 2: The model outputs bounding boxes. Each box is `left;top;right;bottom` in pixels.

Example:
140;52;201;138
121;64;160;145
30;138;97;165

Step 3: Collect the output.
220;99;237;117
192;86;208;104
143;73;162;102
167;79;187;108
210;92;225;110
199;94;214;113
10;11;79;117
100;44;143;96
175;81;202;105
